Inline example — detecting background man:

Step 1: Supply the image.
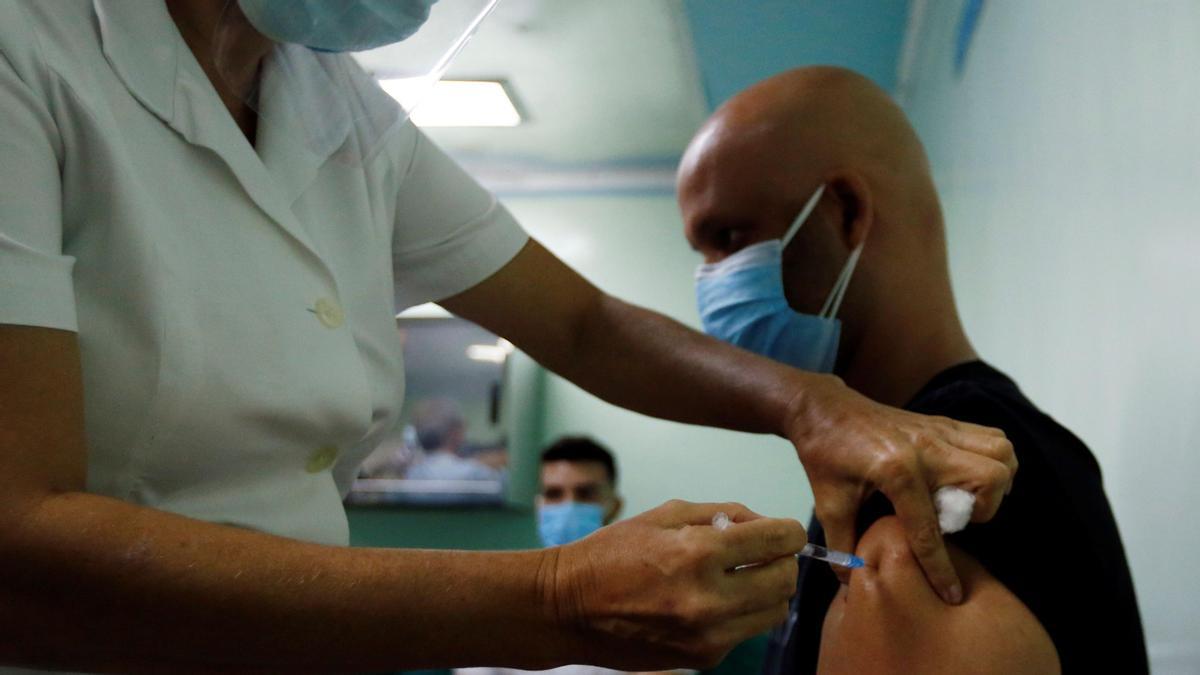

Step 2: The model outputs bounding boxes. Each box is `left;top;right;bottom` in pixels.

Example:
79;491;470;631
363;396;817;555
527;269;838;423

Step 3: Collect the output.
405;398;504;483
537;436;624;547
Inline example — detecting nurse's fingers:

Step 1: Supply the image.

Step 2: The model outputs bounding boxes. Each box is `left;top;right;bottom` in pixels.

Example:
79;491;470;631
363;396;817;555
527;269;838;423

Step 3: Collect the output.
924;438;1012;524
716;517;807;569
942;419;1017;491
645;500;764;527
882;474;961;605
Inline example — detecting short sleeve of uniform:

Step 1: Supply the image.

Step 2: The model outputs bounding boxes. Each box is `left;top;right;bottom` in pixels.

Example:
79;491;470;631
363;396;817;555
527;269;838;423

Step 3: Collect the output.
389;128;529;310
0;21;75;331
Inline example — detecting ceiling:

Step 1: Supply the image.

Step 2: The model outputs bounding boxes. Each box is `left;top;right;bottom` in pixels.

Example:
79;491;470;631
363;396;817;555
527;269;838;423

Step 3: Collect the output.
353;0;910;195
400;0;709;166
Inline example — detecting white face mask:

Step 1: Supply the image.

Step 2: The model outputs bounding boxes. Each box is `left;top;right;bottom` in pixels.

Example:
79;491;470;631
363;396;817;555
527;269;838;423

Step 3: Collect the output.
694;184;864;373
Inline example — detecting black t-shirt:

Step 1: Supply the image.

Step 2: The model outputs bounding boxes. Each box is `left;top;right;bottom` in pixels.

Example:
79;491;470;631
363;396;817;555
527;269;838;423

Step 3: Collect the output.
762;361;1148;675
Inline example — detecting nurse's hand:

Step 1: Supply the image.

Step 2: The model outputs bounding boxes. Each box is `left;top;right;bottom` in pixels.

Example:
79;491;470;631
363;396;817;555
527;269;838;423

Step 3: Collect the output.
549;500;804;670
784;374;1016;606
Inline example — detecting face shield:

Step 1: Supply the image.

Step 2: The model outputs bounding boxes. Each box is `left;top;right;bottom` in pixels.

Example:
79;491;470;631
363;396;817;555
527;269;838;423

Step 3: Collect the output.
214;0;499;163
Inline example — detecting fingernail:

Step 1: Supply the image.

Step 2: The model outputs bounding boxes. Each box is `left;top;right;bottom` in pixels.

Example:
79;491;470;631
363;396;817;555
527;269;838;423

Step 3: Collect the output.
944;584;963;605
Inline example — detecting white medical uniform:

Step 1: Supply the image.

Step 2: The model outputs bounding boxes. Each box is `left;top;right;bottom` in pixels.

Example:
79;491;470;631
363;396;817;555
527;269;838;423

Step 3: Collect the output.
0;0;527;564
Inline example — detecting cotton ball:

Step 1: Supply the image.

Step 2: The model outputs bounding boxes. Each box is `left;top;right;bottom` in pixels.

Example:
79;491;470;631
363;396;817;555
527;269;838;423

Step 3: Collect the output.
934;486;975;534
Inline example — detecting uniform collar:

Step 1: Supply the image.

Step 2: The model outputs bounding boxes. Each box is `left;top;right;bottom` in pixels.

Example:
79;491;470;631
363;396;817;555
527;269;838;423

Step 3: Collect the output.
93;0;354;178
94;0;180;125
256;45;356;202
92;0;356;278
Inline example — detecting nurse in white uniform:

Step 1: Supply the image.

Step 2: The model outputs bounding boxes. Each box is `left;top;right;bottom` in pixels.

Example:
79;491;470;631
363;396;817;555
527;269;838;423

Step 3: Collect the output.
0;1;1017;672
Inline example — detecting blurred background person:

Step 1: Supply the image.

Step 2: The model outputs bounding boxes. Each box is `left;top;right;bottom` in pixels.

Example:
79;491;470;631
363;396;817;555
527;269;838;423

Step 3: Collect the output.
407;398;505;483
536;436;623;547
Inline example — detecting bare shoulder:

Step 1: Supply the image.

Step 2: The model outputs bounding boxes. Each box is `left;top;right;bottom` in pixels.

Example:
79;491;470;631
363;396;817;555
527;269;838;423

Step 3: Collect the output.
817;516;1060;675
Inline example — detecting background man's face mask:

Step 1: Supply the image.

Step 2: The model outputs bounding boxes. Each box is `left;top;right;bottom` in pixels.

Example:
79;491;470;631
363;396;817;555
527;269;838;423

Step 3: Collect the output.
238;0;438;52
694;184;865;373
538;502;605;547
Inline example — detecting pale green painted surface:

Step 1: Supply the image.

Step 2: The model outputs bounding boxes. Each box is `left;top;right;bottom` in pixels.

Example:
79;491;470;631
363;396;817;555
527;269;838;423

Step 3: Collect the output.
348;508;540;551
899;2;1200;671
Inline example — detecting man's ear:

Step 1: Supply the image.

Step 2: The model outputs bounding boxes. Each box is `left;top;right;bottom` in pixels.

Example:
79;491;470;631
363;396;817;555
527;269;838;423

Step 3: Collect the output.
828;172;873;251
605;496;623;525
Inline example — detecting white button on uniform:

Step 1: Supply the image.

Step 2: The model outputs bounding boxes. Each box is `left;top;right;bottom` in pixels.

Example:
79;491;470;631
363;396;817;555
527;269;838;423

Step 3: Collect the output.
313;297;344;329
306;446;340;473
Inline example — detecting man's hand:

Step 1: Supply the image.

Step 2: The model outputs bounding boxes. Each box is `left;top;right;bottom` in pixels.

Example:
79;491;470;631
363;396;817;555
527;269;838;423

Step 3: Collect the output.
549;500;806;671
786;374;1016;605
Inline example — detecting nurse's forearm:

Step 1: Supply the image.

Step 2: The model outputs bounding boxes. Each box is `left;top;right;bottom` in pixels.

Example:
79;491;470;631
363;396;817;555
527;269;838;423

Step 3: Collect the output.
549;294;812;437
1;492;565;673
442;241;818;439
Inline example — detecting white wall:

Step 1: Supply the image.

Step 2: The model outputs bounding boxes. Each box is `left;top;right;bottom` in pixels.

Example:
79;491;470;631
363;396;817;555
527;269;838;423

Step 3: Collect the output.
899;2;1200;671
503;194;814;522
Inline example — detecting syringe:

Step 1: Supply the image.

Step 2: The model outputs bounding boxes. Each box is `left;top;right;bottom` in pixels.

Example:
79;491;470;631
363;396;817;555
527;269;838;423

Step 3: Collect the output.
711;511;866;570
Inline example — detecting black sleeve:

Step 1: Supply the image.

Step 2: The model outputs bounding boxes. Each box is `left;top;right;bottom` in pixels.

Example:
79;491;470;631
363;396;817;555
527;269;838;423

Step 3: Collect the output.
910;384;1148;675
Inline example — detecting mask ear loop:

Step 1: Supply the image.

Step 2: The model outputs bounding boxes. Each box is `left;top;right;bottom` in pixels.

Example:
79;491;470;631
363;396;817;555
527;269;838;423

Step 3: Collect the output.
781;184;827;248
819;244;864;319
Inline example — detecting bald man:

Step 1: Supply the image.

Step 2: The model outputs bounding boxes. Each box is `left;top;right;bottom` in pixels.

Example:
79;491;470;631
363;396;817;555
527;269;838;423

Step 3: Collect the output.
676;67;1146;674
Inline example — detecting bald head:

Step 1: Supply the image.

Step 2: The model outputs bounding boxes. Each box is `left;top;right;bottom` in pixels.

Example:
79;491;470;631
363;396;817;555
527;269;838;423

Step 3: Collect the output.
678;66;938;261
678;66;974;406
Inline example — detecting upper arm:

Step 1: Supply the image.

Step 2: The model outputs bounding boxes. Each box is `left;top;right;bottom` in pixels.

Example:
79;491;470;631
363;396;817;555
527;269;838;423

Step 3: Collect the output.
817;516;1060;675
389;128;529;311
439;238;605;363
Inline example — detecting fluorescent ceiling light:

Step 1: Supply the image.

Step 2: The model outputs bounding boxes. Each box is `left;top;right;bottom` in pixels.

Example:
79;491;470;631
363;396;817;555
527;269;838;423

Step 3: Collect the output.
396;302;452;319
379;79;522;128
466;338;515;363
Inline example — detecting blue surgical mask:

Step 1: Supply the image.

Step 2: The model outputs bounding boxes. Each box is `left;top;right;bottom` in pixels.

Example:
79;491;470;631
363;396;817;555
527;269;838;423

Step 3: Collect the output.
537;502;605;547
238;0;438;52
694;185;864;373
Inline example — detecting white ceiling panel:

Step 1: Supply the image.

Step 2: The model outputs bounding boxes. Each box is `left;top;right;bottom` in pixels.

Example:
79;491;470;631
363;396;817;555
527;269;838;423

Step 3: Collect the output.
411;0;709;164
